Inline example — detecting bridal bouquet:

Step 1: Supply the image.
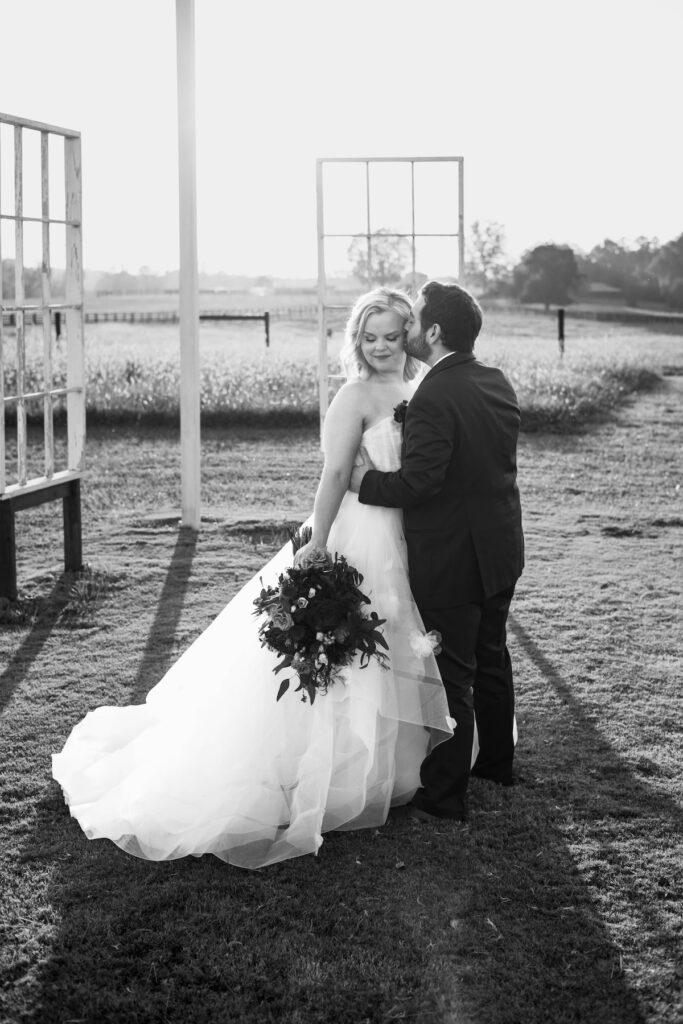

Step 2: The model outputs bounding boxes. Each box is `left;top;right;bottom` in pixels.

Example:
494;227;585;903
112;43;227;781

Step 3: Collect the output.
253;527;389;704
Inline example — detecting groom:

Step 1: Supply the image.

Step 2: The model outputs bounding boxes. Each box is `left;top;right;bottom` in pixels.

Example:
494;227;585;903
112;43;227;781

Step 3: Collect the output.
350;281;524;821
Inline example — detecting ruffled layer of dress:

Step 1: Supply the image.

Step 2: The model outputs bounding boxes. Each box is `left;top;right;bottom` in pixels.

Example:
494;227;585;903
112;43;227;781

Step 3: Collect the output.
52;417;454;869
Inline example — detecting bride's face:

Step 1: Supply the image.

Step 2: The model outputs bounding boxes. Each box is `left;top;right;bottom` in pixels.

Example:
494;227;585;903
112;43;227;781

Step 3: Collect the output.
359;310;407;377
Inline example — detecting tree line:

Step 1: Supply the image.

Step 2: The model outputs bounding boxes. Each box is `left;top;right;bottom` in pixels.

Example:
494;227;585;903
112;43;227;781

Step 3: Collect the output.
1;262;65;300
3;225;682;311
0;264;263;300
465;223;683;309
347;225;683;310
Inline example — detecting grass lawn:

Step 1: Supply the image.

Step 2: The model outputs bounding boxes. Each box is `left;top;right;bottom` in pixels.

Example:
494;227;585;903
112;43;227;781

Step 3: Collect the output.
0;342;681;1022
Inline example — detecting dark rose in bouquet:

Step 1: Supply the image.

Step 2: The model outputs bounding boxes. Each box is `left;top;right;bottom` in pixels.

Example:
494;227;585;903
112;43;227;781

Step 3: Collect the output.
308;597;343;632
252;526;389;704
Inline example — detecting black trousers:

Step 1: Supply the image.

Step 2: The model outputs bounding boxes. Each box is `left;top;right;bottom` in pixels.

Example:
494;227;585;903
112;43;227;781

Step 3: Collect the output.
412;585;516;818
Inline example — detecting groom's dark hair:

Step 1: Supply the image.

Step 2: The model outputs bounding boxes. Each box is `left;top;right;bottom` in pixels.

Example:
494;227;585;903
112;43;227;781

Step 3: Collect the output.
420;281;483;353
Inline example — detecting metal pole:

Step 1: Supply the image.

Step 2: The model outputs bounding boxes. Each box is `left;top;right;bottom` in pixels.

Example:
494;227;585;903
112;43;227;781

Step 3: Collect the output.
176;0;201;529
458;158;465;281
410;160;416;278
365;160;372;286
558;307;565;358
315;159;328;440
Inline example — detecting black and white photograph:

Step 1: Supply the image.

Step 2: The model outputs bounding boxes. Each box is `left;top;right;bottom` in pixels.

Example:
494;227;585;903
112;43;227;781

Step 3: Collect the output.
0;1;681;1022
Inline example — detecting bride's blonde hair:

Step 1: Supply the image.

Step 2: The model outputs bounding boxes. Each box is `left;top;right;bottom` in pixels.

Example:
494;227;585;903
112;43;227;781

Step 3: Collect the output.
339;286;421;381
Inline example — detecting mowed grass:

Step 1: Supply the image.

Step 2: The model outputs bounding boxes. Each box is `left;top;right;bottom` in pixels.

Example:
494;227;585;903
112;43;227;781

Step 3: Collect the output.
2;307;680;433
0;354;682;1023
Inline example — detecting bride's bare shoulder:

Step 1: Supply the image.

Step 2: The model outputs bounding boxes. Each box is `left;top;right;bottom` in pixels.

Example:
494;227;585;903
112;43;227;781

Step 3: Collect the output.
328;380;373;419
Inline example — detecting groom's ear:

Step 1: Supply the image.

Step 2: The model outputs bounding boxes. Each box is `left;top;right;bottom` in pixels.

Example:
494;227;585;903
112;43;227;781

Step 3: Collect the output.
427;322;443;346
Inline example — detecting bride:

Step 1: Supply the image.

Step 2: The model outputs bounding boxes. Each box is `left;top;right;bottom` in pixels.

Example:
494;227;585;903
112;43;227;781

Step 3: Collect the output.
52;287;454;870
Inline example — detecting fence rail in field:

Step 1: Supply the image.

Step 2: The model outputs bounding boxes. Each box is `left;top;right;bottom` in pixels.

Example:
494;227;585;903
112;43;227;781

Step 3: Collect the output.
516;305;683;326
1;305;319;327
5;303;682;333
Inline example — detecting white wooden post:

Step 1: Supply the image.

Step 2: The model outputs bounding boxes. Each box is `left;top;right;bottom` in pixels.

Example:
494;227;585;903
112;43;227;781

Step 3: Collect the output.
458;157;465;279
315;159;327;436
65;133;85;473
41;130;54;478
176;0;200;529
14;126;27;487
0;125;3;495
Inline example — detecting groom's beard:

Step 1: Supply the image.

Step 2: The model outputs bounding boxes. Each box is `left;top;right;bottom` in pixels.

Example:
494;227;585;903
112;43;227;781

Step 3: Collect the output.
404;328;431;361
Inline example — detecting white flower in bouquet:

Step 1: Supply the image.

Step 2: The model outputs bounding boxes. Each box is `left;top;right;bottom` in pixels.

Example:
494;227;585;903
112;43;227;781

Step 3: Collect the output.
410;630;443;658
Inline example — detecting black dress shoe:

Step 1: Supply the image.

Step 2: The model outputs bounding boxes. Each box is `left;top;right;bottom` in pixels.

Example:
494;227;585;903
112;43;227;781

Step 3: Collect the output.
471;768;522;787
408;803;467;824
388;803;413;820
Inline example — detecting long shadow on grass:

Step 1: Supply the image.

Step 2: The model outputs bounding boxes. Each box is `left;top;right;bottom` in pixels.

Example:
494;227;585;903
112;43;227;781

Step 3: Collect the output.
509;613;683;834
20;789;449;1024
129;526;197;702
0;576;69;714
368;611;680;1024
19;762;654;1024
470;612;681;1017
12;608;678;1024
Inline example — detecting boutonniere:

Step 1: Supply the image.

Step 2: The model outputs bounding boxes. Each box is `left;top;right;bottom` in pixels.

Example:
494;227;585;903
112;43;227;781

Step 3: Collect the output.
393;400;409;427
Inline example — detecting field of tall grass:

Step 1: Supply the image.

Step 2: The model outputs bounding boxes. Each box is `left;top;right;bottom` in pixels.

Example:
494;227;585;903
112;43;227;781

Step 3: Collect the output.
2;307;681;430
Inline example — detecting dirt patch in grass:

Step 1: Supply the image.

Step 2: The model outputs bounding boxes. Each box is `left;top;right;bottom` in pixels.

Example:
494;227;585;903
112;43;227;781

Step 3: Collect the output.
0;377;681;1023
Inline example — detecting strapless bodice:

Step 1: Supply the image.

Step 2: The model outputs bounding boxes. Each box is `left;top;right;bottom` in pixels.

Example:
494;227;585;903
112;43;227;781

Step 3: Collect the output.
360;416;402;473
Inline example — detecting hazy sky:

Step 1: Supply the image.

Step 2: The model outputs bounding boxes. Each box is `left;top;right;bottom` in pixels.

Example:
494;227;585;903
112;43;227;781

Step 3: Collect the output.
1;0;680;277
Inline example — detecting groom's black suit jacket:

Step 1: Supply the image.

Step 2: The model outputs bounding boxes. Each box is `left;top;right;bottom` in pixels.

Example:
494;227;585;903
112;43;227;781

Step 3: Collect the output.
358;352;524;608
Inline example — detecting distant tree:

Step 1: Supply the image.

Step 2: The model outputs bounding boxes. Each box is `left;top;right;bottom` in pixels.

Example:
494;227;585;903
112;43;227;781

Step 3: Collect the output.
2;259;14;297
24;266;42;298
95;270;144;295
400;270;429;295
578;237;662;305
648;233;683;309
465;220;510;294
1;259;42;299
512;244;581;309
347;228;411;287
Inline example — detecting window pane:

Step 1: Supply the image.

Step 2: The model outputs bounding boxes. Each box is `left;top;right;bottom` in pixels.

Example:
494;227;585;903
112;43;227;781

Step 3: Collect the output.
322;161;367;236
368;161;412;235
414;235;462;282
0;123;16;216
414;160;461;236
21;128;42;220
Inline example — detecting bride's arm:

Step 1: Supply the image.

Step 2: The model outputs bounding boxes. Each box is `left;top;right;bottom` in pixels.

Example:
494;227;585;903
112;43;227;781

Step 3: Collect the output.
295;384;365;564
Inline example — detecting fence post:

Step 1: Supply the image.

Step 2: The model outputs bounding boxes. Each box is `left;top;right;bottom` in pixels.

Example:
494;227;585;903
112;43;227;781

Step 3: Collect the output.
265;310;270;347
63;478;83;572
0;501;17;601
558;308;565;358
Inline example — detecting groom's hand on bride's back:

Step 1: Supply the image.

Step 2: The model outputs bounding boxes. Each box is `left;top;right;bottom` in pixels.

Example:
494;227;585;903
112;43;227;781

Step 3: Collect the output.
349;459;372;494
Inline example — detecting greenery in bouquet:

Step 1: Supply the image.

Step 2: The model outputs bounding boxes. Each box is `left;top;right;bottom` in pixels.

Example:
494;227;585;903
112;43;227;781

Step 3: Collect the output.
252;527;389;704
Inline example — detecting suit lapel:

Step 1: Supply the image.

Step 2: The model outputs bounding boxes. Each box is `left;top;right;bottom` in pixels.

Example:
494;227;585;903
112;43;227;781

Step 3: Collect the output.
402;353;475;455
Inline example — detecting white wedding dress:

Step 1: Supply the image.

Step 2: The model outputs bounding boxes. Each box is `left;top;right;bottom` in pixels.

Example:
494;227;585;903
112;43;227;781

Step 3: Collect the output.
52;416;455;869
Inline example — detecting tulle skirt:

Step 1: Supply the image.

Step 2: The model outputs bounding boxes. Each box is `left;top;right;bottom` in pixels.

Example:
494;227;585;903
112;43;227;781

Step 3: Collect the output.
52;493;454;869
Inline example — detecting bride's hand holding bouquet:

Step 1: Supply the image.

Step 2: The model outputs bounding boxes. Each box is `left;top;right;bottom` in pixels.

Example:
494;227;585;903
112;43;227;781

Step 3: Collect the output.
253;526;389;705
292;530;332;570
